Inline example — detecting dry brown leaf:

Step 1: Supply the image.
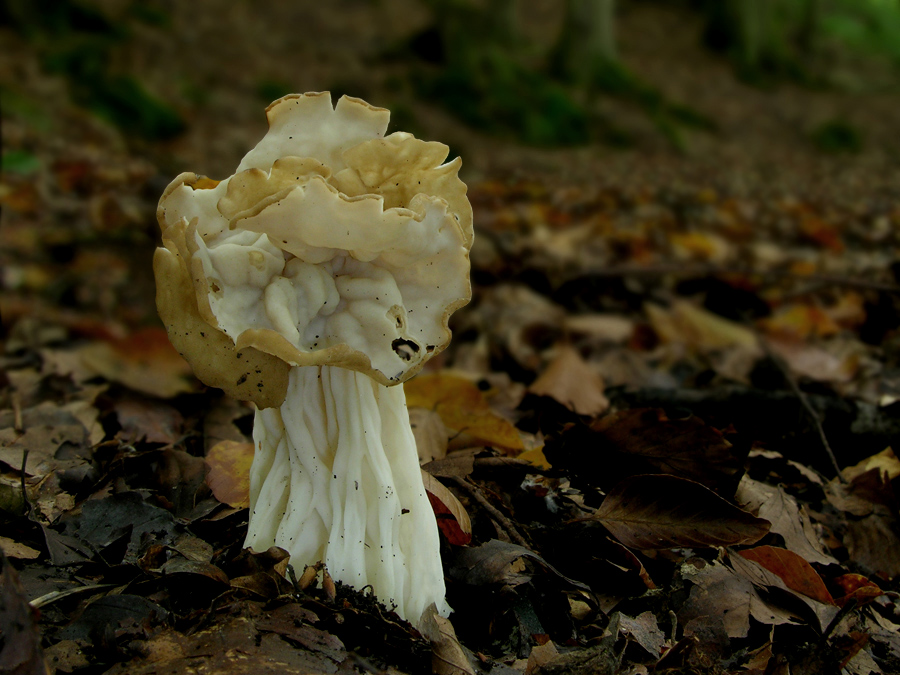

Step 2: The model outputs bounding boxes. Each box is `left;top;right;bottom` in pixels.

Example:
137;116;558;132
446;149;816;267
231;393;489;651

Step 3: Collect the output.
429;613;475;675
680;561;797;640
114;397;184;445
0;401;88;476
526;641;559;675
410;407;450;464
528;346;609;417
405;373;523;451
767;338;858;383
736;476;837;565
617;611;667;657
577;408;741;493
737;546;834;605
205;440;253;509
729;553;838;632
593;475;770;550
844;508;900;580
76;327;197;399
0;537;40;560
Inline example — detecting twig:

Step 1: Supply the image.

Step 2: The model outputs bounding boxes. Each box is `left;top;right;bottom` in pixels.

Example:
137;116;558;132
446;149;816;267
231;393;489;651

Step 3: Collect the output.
449;476;530;548
751;330;845;482
12;391;23;434
20;450;31;517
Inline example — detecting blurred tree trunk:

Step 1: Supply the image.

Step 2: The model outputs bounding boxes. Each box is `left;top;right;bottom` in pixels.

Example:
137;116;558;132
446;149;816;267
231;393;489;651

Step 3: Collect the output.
553;0;618;83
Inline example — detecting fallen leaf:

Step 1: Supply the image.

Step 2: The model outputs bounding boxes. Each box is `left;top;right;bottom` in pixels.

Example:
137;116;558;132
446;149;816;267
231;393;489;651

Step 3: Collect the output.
205;440;253;509
411;407;450;464
0;551;49;675
114;397;184;445
831;574;884;607
843;447;900;482
617;611;667;657
0;401;88;477
0;537;40;560
405;373;524;451
646;300;760;352
679;561;796;640
526;640;559;675
76;327;197;398
528;346;609;417
729;553;838;632
759;304;842;340
593;475;770;549
422;471;471;545
844;507;900;580
422;453;475;478
737;545;835;605
563;313;634;343
767;338;858;383
427;612;475;675
449;539;589;591
736;476;838;565
570;408;742;493
517;445;550;470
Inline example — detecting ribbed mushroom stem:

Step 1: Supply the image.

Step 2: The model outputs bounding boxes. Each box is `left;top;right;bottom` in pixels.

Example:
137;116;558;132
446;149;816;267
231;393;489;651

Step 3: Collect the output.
245;365;449;624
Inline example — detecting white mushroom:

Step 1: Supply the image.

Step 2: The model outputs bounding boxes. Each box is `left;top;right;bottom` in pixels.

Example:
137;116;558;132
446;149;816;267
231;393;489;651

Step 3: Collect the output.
154;93;473;624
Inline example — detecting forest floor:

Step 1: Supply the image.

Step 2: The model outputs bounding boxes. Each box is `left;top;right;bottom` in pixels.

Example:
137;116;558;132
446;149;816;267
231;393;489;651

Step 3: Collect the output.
2;1;900;674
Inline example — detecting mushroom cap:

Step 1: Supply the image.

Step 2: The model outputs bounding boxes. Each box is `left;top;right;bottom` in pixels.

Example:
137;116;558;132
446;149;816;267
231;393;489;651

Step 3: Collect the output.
155;93;473;403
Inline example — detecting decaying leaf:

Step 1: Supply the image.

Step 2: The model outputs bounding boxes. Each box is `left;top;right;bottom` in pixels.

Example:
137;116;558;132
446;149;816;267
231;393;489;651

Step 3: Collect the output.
75;327;197;399
831;573;885;607
450;539;590;591
422;610;476;675
646;300;760;353
0;551;49;675
737;545;834;605
679;560;798;641
0;401;89;477
617;611;667;657
113;396;185;445
728;552;838;632
553;408;743;493
527;346;609;417
205;440;254;509
593;474;770;549
405;373;523;451
736;476;837;565
842;447;900;482
411;407;451;464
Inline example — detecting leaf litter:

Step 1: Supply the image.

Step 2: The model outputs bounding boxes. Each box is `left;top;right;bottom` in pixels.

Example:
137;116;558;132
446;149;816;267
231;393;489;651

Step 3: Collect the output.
2;6;900;675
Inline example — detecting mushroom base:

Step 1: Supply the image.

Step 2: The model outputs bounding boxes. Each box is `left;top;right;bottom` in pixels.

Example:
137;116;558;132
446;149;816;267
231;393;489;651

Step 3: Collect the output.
244;365;449;624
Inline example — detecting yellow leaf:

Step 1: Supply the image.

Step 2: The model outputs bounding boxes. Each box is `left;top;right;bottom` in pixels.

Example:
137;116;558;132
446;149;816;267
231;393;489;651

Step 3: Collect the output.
205;440;254;508
646;301;759;352
405;374;523;451
843;448;900;482
518;446;550;470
